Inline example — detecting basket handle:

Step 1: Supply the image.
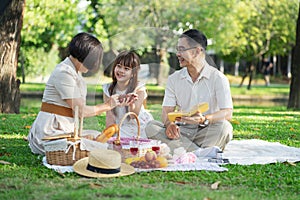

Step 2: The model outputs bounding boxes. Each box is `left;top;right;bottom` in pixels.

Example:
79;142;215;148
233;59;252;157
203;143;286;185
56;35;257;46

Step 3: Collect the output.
116;112;140;142
73;106;83;140
74;106;79;139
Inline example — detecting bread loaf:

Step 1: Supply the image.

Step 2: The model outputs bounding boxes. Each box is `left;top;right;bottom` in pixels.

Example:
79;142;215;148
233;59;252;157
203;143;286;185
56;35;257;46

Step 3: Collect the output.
95;124;119;143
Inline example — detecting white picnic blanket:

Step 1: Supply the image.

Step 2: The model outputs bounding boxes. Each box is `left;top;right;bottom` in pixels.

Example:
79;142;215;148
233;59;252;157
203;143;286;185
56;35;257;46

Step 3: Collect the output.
42;139;300;173
42;156;74;173
223;139;300;165
135;162;228;172
42;156;228;173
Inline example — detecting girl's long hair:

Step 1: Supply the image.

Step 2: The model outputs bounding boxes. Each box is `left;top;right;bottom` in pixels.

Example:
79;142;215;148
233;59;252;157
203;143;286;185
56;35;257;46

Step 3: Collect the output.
108;50;140;116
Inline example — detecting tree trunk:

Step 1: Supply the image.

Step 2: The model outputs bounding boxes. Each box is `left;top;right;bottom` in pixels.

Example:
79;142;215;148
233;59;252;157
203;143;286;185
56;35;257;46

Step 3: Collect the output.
234;61;239;76
157;48;170;86
0;0;25;113
288;3;300;110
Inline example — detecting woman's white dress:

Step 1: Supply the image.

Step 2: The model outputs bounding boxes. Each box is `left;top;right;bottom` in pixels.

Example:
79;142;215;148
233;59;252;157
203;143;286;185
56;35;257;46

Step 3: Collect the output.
28;57;88;155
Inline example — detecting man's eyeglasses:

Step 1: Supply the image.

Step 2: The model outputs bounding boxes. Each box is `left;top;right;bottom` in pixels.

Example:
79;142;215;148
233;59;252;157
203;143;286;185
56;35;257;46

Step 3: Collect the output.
176;46;198;52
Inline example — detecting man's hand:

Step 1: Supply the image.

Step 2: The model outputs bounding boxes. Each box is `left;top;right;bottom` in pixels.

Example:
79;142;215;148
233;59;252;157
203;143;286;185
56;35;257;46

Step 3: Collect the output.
165;123;181;139
180;112;206;125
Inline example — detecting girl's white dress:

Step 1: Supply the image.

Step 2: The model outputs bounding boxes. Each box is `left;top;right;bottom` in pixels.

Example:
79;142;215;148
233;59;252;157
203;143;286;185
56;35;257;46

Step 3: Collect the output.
102;82;153;139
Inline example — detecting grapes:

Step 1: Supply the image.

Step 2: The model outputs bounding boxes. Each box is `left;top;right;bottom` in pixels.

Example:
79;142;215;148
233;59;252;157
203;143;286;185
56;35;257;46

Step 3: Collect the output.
130;159;161;169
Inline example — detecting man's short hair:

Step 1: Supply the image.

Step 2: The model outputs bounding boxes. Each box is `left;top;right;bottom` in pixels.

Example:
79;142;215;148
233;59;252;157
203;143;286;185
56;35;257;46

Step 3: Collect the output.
180;29;208;50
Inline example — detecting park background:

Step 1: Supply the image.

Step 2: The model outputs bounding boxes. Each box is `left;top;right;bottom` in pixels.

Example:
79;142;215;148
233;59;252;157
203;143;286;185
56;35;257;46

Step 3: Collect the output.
1;0;300;113
1;1;300;200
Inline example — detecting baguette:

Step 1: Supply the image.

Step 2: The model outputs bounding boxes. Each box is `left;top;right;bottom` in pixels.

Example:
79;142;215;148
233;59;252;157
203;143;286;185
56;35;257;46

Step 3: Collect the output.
95;124;119;143
167;102;209;122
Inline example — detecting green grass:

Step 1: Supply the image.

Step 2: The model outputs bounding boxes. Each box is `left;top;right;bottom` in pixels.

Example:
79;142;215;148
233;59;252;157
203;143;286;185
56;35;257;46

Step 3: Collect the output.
230;84;290;97
0;97;299;199
20;81;290;97
20;82;104;93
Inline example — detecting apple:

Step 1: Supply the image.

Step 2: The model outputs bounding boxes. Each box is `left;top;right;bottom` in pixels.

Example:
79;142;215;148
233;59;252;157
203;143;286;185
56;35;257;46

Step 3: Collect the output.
144;150;157;162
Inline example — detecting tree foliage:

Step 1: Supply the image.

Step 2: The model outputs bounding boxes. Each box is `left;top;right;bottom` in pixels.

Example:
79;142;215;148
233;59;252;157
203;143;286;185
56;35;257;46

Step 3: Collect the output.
179;0;299;62
20;0;299;76
1;0;300;113
19;0;81;80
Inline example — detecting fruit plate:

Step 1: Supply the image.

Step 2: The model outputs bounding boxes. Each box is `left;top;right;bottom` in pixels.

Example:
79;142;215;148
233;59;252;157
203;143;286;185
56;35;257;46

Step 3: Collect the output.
107;137;152;147
107;137;159;161
108;112;160;161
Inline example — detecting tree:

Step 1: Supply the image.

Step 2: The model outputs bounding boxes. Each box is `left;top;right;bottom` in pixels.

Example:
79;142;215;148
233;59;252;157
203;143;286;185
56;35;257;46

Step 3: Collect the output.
208;0;298;62
80;0;125;76
0;0;25;114
20;0;80;82
288;3;300;110
94;0;184;85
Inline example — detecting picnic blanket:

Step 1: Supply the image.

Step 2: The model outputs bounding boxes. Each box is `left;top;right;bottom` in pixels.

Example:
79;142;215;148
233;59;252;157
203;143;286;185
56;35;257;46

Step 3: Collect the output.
42;156;228;173
42;139;300;173
223;139;300;165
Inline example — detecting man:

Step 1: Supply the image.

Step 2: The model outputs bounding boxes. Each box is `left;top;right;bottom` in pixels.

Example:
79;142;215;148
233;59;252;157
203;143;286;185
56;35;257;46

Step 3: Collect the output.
145;29;233;155
261;57;273;86
239;62;255;90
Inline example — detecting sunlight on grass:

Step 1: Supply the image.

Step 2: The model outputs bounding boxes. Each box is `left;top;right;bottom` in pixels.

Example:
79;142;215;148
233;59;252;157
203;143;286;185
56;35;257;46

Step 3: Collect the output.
0;134;24;139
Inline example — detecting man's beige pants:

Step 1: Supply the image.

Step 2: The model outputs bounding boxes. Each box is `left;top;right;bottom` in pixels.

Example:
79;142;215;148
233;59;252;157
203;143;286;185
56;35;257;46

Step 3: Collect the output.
145;120;233;153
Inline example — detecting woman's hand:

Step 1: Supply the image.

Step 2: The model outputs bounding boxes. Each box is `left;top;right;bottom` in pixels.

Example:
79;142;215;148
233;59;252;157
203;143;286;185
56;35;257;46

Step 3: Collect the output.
108;94;121;108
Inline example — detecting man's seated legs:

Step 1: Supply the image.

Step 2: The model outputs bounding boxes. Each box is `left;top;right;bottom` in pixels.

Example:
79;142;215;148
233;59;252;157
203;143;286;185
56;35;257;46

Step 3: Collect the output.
193;120;233;151
145;120;233;153
145;120;199;153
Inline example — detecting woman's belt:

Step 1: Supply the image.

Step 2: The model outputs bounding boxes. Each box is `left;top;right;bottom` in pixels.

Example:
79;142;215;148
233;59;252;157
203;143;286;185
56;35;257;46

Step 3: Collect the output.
41;102;73;117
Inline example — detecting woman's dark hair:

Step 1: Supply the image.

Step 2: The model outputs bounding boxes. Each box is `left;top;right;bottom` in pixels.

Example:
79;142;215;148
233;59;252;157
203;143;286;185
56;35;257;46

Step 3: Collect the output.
180;29;208;50
68;32;103;72
108;51;140;96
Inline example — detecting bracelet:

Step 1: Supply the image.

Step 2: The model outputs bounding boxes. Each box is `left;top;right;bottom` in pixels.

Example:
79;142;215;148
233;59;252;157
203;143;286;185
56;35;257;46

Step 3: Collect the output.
199;116;206;124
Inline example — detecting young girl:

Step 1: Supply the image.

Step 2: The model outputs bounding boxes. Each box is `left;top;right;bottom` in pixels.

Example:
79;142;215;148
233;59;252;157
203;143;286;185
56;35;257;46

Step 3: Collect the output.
103;51;153;138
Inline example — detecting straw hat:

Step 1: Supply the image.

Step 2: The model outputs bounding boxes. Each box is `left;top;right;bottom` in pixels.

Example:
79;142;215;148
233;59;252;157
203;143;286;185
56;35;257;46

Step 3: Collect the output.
73;149;135;178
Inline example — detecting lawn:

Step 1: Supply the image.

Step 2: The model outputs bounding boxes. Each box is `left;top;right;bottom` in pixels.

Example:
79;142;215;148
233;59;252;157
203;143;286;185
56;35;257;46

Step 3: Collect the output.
19;76;291;97
1;84;299;200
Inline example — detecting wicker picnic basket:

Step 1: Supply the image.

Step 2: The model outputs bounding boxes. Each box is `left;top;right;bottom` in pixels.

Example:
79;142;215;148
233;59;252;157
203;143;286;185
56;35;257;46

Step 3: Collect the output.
108;112;154;161
43;106;89;166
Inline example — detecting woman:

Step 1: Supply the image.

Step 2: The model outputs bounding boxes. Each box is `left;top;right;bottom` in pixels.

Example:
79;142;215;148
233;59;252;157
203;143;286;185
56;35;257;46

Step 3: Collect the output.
28;32;121;155
102;51;153;138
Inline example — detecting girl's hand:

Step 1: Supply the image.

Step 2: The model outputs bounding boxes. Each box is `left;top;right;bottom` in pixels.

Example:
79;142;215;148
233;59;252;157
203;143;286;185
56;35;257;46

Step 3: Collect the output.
118;93;138;106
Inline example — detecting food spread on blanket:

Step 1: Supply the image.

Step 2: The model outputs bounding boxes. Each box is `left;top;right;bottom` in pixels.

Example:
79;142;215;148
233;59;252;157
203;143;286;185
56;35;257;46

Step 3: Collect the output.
124;145;198;169
167;102;209;122
126;150;169;169
173;147;197;164
107;137;152;145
